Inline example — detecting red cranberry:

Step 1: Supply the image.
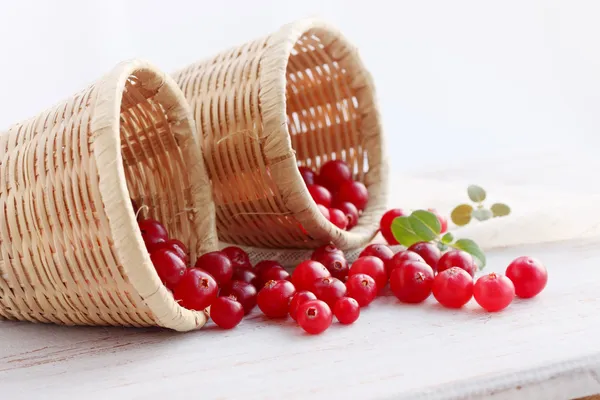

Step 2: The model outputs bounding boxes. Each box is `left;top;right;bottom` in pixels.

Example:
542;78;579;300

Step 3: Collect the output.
210;296;244;329
312;277;347;308
318;204;331;220
173;268;218;311
335;181;369;211
221;246;251;270
349;256;387;292
329;208;348;230
437;250;477;277
428;208;448;233
257;280;296;318
317;160;352;192
297;300;332;335
254;260;284;276
345;273;377;307
291;260;331;292
289;290;317;321
505;256;547;299
138;219;168;248
386;250;426;277
311;244;342;261
150;248;187;288
194;251;233;286
260;266;291;287
336;201;359;229
390;261;434;303
379;208;408;245
408;242;441;271
474;273;515;312
149;239;189;264
308;184;333;207
359;244;394;264
298;166;317;185
312;247;348;281
333;297;360;324
432;267;474;308
220;280;257;315
231;268;260;288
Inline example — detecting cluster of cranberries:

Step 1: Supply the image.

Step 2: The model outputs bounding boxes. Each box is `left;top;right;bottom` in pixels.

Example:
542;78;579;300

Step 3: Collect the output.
299;160;368;231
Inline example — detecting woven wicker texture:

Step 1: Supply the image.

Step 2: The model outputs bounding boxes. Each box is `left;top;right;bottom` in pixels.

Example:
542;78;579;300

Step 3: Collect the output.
175;18;388;250
0;60;218;332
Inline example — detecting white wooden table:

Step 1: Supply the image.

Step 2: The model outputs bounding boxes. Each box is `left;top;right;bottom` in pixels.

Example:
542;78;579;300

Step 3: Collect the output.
2;151;600;399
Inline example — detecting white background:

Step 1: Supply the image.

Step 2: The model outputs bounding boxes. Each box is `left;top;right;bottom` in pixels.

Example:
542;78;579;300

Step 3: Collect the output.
1;0;598;173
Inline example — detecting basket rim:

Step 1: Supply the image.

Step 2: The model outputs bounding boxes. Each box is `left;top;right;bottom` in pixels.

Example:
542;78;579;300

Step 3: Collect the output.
90;59;215;331
258;18;388;250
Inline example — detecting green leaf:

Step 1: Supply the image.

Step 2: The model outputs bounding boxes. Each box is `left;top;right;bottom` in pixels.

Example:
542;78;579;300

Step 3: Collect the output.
467;185;486;203
472;208;493;221
441;232;454;244
451;204;473;226
452;238;486;268
391;216;423;247
408;210;441;241
491;203;511;217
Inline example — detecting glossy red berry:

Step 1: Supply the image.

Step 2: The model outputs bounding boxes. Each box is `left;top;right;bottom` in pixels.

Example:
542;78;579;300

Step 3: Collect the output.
298;166;317;185
312;277;347;308
317;160;352;192
292;260;331;292
432;267;474;308
336;201;359;229
408;242;441;271
220;280;258;315
333;297;360;324
260;266;291;287
308;184;333;207
428;208;448;233
149;239;189;264
311;244;342;261
359;244;394;265
257;280;296;318
289;290;317;321
254;260;284;276
221;246;251;270
194;251;233;286
390;261;434;303
379;208;407;245
210;296;244;329
231;268;260;288
345;273;377;307
329;208;348;230
386;250;426;276
173;268;218;311
335;181;369;211
138;219;168;248
318;204;330;220
312;248;348;281
474;273;515;312
505;256;548;299
297;300;333;334
150;248;187;288
349;256;387;292
437;250;477;277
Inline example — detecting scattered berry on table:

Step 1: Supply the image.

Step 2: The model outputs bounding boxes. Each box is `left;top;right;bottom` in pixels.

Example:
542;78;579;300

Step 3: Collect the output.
149;239;189;264
138;219;169;248
308;184;333;207
432;267;474;309
317;160;352;192
505;256;548;299
334;297;360;324
359;244;394;265
379;208;408;245
259;265;291;287
173;268;218;311
254;260;284;277
222;246;252;270
194;251;233;286
289;290;317;321
329;208;348;230
408;242;441;271
298;166;317;186
150;248;187;288
220;280;258;315
231;267;260;289
345;273;378;307
390;261;435;304
297;300;333;335
473;273;515;312
335;181;369;211
311;245;349;281
336;201;359;229
387;250;426;276
257;280;296;318
349;256;387;292
312;277;347;308
428;208;448;233
437;250;477;277
210;296;244;329
292;260;331;292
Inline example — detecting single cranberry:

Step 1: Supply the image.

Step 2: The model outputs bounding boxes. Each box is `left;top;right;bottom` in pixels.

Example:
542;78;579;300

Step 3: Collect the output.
428;208;448;233
149;239;189;264
474;273;515;312
312;277;347;308
308;184;333;207
505;256;548;299
210;296;244;329
289;290;317;321
220;280;257;315
359;244;394;265
386;250;426;277
194;251;233;286
437;250;477;277
432;267;474;308
221;246;252;270
311;246;348;281
335;181;369;211
297;300;333;335
390;261;434;303
349;256;387;292
298;166;317;185
334;297;360;324
260;266;291;287
318;204;331;220
231;267;260;288
345;274;377;307
329;208;348;230
138;219;168;248
173;268;218;311
311;244;342;260
257;280;296;318
317;160;352;192
291;260;331;292
408;242;441;271
379;208;408;245
254;260;284;276
150;248;187;288
336;201;359;229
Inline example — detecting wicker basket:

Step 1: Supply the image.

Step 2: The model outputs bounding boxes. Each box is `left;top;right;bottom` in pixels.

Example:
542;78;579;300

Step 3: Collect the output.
174;18;388;250
0;60;218;331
